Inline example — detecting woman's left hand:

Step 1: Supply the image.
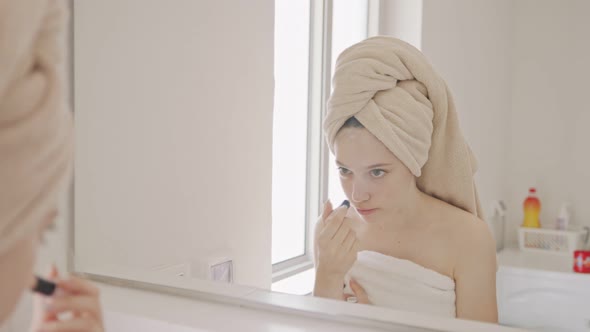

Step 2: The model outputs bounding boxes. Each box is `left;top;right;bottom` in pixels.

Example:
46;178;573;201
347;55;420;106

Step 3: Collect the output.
343;278;371;304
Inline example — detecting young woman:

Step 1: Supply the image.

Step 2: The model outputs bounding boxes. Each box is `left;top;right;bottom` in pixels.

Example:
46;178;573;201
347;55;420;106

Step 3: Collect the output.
313;36;497;323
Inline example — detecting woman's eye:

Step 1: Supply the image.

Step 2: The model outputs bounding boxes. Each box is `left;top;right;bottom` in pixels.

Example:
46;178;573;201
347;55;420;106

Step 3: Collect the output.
338;167;351;176
371;169;386;178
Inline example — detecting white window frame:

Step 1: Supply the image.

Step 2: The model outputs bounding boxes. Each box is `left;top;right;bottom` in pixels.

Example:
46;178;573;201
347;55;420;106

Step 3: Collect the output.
272;0;380;284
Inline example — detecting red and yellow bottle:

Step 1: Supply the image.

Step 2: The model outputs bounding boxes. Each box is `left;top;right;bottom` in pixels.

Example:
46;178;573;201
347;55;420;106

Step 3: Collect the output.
522;188;541;228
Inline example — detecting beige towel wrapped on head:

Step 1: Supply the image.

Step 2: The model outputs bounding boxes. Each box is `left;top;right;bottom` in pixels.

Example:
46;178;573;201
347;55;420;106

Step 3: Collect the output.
0;0;73;254
324;36;481;217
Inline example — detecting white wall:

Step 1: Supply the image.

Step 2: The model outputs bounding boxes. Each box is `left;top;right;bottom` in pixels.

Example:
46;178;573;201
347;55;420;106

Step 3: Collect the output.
74;0;274;289
414;0;515;222
384;0;590;247
379;0;423;49
379;0;514;224
506;0;590;244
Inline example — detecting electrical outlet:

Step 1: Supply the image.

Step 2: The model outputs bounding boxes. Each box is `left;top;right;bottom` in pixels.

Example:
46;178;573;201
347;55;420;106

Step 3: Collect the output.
210;259;233;283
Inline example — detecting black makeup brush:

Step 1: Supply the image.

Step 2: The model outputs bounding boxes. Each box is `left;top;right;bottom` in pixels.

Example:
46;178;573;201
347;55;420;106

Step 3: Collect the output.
32;276;56;296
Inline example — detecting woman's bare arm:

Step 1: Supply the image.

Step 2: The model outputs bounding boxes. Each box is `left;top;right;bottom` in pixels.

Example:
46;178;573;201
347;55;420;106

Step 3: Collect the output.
454;219;499;323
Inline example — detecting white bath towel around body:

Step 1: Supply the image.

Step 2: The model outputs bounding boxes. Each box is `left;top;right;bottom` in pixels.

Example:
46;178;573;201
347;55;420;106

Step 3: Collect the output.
345;251;456;318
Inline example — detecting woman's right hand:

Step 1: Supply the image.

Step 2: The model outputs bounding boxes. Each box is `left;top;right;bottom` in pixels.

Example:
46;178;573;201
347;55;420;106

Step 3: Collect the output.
313;200;360;297
30;266;104;332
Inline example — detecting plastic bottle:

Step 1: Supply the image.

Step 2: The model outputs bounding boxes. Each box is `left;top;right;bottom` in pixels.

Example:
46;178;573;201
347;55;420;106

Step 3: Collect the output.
555;203;571;230
522;188;541;228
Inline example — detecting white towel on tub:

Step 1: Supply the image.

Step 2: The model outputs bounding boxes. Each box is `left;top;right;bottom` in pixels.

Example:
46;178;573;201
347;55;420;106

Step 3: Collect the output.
344;251;456;318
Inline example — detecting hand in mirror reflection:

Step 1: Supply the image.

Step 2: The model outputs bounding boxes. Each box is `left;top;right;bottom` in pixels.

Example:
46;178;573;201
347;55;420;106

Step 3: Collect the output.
343;279;370;305
313;200;361;301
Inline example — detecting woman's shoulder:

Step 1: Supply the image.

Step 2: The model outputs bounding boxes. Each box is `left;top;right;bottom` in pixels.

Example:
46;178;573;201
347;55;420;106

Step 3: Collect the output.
452;205;491;239
438;204;496;272
430;200;495;261
432;199;488;234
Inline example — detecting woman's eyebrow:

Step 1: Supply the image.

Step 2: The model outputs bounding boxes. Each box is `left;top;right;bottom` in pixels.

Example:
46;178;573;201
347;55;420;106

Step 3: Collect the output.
366;163;392;169
335;160;347;167
335;161;393;169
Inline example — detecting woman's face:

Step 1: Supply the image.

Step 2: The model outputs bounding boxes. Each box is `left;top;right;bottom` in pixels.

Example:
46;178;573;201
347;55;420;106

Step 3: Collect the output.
0;210;56;324
334;127;416;224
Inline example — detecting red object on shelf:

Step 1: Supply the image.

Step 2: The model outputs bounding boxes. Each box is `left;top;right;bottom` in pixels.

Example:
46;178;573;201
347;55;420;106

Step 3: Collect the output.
573;250;590;273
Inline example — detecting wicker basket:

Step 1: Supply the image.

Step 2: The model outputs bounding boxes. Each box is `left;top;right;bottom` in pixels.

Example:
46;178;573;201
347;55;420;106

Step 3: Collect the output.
518;227;589;256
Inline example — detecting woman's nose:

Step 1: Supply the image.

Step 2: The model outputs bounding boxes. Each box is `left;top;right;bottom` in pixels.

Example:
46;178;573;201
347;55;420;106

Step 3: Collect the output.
350;180;370;203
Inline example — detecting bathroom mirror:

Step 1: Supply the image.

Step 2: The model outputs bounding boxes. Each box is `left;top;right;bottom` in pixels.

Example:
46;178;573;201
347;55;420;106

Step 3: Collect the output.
71;1;590;331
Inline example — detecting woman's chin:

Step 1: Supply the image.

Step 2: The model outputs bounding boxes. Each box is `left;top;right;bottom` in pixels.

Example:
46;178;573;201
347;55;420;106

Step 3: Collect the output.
356;209;379;222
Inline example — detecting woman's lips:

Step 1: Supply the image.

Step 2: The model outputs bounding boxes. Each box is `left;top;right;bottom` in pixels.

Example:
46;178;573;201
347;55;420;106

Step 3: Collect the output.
356;208;377;216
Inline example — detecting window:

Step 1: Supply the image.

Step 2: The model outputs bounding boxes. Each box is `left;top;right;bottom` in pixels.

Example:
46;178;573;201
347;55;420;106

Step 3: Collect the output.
328;0;370;206
272;0;311;265
272;0;378;288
